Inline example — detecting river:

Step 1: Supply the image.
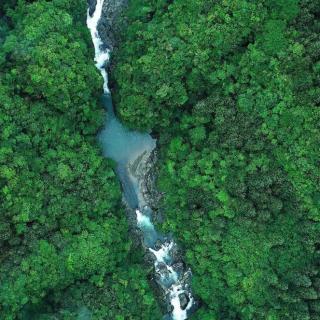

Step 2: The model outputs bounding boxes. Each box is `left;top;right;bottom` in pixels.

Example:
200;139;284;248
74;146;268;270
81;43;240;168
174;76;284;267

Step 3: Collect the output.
87;1;195;319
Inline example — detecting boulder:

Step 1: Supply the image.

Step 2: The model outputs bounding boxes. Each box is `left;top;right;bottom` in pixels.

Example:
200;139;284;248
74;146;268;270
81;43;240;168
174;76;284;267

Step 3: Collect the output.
87;0;97;17
179;293;190;310
97;0;128;50
172;262;184;276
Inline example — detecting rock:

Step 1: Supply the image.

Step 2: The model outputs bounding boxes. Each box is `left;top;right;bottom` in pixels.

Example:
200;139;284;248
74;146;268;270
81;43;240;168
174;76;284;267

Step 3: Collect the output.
182;268;193;284
144;250;156;265
97;0;128;50
142;150;163;209
172;262;184;276
154;239;165;251
87;0;97;17
170;243;182;263
167;303;174;314
179;293;190;310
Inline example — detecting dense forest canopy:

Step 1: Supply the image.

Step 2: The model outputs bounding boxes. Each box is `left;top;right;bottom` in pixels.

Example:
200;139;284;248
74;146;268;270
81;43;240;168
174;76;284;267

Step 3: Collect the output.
112;0;320;319
1;0;320;319
0;0;161;319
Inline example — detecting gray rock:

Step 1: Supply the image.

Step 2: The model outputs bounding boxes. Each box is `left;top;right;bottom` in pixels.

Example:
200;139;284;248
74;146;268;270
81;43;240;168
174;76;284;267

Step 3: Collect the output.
179;293;190;310
145;250;156;265
170;243;182;263
87;0;97;17
154;239;164;250
97;0;128;50
157;262;168;272
172;262;184;276
167;303;174;314
142;150;163;210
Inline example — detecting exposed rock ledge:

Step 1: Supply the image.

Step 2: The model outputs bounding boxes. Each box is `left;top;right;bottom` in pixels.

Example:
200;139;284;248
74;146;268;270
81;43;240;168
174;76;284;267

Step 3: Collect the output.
87;0;127;50
87;0;97;17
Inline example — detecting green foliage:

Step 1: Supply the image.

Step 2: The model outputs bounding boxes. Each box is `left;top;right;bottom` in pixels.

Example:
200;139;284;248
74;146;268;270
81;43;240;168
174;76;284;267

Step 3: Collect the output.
19;262;162;320
0;0;160;319
112;0;320;319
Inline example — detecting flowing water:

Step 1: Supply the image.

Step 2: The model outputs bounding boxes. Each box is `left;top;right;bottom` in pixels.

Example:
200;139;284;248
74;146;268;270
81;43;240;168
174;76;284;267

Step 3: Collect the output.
87;1;195;319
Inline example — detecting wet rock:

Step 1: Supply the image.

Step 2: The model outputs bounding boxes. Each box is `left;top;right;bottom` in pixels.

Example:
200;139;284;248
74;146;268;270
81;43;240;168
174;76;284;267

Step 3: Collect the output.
170;243;182;263
97;0;128;50
87;0;97;17
154;239;163;250
142;150;163;210
172;262;184;276
176;269;193;294
154;273;169;290
167;303;174;314
179;293;190;310
124;206;136;225
144;250;156;265
158;266;171;278
155;270;176;290
157;262;168;272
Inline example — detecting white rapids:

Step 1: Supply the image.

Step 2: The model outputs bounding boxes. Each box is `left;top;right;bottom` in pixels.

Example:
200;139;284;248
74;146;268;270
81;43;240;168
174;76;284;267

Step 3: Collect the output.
87;2;195;319
87;0;110;94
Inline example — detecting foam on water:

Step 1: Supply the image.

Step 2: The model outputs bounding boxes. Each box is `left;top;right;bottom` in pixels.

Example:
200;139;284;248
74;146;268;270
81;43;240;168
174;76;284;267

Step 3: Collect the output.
136;209;154;229
149;241;174;263
87;0;110;93
170;285;194;320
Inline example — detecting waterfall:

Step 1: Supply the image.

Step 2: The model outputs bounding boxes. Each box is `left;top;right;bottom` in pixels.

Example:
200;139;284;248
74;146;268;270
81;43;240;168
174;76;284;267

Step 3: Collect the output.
87;0;110;94
87;1;195;319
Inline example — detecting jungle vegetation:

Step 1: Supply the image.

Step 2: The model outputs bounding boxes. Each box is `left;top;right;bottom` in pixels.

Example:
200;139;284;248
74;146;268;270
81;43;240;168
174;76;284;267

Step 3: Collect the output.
0;0;161;319
1;0;320;319
111;0;320;319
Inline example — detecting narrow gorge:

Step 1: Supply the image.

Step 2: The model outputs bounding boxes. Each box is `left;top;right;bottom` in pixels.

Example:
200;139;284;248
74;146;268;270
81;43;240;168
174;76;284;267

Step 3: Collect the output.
87;0;196;319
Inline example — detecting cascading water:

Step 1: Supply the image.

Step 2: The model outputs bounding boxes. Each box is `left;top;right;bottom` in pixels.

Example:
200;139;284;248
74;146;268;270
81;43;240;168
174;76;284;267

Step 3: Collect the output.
87;1;196;319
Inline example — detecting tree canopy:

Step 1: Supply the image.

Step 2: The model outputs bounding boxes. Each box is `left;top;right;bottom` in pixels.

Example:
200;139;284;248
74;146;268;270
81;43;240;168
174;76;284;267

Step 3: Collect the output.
112;0;320;319
0;0;161;319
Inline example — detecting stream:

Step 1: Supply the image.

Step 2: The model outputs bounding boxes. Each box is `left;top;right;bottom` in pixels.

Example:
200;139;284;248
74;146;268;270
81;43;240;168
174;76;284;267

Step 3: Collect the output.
87;1;196;319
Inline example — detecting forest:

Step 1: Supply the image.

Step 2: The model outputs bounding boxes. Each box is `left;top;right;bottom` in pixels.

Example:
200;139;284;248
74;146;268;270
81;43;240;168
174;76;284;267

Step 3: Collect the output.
1;0;320;319
111;0;320;319
0;0;161;319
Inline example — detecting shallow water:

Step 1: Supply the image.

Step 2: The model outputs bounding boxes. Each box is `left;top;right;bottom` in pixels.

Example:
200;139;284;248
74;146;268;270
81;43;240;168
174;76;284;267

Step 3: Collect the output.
98;95;156;165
